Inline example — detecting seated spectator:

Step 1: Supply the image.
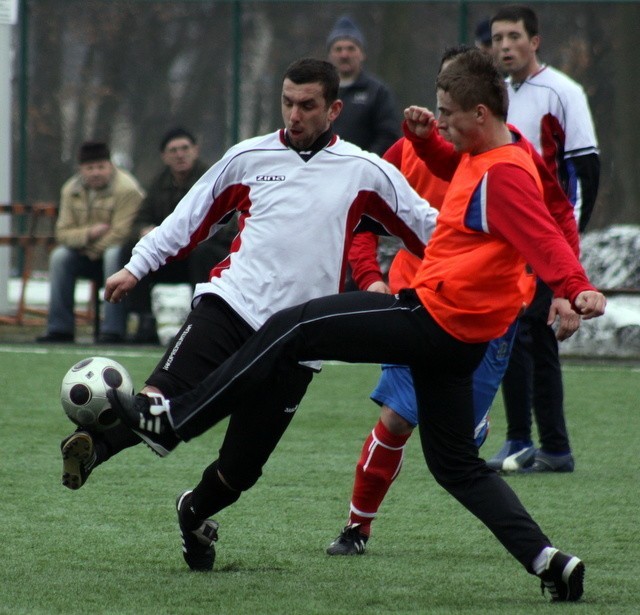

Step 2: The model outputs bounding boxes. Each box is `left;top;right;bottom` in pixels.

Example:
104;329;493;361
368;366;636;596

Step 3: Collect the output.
37;141;144;344
122;127;237;344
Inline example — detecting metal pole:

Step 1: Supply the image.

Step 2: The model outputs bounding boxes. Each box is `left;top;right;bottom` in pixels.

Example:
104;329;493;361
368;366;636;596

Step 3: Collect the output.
231;0;242;146
458;0;468;45
18;0;27;201
0;0;19;314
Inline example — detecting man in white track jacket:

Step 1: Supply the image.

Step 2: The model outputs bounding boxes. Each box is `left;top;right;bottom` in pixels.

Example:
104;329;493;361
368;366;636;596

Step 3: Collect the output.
61;59;437;573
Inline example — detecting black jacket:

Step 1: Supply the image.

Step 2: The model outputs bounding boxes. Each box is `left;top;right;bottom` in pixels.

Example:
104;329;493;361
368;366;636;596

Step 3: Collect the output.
333;71;401;156
130;159;211;237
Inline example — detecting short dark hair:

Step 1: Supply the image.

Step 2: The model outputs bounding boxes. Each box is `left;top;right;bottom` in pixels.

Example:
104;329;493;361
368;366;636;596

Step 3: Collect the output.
439;44;474;73
160;127;196;152
436;48;509;121
283;58;339;105
491;4;539;38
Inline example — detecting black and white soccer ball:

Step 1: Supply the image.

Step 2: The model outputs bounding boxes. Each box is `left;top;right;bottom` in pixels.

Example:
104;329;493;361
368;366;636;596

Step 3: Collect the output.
60;357;134;431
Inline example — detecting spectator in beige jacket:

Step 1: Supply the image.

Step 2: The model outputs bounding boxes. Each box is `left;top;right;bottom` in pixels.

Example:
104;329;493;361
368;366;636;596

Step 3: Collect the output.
37;141;144;344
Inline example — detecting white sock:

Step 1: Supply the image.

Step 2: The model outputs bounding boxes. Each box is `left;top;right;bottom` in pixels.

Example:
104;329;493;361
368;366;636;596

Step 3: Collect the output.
532;546;559;575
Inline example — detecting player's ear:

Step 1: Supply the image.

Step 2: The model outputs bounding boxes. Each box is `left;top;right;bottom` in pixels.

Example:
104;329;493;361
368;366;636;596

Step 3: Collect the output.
530;34;541;53
476;103;495;126
329;99;343;122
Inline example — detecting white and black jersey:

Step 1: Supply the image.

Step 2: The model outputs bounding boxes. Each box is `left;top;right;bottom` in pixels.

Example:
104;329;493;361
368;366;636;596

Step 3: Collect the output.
506;65;600;230
126;129;437;330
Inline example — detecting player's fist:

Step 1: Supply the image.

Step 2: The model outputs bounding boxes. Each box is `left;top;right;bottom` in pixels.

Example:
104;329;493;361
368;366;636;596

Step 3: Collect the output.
574;290;606;320
404;106;437;139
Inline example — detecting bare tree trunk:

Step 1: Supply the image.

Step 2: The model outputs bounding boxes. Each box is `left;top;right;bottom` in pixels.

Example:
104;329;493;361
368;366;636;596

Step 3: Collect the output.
28;2;68;201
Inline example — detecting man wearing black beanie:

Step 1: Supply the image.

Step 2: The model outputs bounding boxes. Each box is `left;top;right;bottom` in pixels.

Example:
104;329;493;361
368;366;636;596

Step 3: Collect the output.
36;141;144;343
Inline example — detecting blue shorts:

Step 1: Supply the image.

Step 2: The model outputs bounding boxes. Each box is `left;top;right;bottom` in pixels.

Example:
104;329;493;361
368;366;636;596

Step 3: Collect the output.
370;321;518;447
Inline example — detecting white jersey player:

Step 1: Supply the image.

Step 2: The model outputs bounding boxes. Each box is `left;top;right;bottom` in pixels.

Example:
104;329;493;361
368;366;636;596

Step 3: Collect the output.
488;5;600;475
60;60;438;578
492;6;600;231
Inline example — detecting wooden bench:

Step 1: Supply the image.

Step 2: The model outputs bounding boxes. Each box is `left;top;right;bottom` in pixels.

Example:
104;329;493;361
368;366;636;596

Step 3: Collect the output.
0;202;100;339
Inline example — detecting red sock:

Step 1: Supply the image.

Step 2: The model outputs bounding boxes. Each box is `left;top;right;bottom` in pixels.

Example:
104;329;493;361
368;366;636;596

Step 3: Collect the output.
347;419;411;535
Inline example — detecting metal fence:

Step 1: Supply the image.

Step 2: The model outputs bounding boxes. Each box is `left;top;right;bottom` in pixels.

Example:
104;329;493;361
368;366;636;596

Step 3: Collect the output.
9;0;640;230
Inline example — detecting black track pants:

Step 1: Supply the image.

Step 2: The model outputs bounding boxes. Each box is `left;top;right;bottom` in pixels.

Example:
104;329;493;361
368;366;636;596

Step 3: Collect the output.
170;290;552;570
501;282;570;451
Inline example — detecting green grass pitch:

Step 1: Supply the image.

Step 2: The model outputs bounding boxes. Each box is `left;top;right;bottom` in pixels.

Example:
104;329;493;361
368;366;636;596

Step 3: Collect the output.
0;345;638;614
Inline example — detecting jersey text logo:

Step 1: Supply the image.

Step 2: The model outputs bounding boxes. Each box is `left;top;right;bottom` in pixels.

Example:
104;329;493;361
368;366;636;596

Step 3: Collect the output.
256;175;285;182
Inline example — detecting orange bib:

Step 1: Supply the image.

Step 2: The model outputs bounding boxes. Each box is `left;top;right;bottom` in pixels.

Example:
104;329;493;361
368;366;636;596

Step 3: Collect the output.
410;145;541;342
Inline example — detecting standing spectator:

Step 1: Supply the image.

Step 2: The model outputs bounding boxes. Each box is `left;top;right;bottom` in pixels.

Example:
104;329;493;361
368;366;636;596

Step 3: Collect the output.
327;15;402;288
487;4;600;473
36;142;144;344
327;15;401;156
121;128;236;344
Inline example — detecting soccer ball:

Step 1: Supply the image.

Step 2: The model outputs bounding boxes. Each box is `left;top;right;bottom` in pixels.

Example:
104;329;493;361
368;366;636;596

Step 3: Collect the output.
60;356;134;432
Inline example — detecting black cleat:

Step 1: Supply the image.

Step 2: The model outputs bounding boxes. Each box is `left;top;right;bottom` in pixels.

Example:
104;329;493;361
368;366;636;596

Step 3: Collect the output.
36;332;74;343
529;450;575;473
326;524;368;555
176;490;219;571
538;549;585;602
107;389;179;457
61;431;96;490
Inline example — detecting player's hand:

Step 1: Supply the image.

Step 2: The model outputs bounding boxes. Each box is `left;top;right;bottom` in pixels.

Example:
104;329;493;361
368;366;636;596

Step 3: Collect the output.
404;105;437;139
548;298;580;341
574;290;607;320
366;280;391;294
104;268;138;303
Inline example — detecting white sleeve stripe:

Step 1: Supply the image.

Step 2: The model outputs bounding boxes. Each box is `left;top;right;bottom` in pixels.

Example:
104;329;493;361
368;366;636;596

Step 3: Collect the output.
480;172;490;233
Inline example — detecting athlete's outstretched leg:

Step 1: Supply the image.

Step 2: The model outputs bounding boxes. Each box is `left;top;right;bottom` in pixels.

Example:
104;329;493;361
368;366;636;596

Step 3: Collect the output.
169;291;435;441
